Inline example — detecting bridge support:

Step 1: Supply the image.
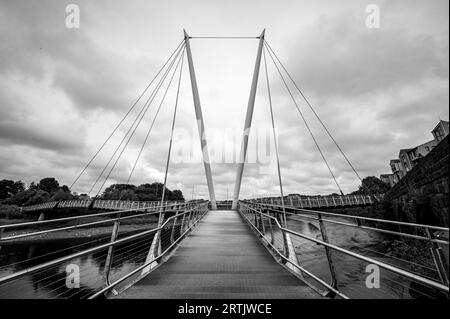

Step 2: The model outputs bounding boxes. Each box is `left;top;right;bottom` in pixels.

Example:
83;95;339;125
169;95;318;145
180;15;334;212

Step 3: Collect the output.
232;29;265;210
102;216;121;297
184;30;217;210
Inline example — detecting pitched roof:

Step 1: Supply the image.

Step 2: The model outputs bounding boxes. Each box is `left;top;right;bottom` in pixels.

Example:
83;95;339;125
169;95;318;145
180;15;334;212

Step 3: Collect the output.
431;120;449;133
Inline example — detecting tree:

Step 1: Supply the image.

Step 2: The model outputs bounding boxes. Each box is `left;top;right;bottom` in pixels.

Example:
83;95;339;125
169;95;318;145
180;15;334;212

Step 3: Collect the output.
101;182;185;201
3;189;49;206
171;190;184;201
51;189;75;201
60;185;70;193
352;176;390;195
102;184;136;200
26;190;51;205
0;179;25;201
28;182;39;191
38;177;60;194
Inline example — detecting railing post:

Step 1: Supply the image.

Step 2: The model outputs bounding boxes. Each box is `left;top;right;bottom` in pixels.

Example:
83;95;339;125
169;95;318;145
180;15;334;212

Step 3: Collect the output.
102;214;121;297
267;209;275;245
317;213;338;296
260;212;265;235
180;212;187;234
426;228;449;286
141;206;164;275
0;227;4;252
170;209;180;244
187;210;193;229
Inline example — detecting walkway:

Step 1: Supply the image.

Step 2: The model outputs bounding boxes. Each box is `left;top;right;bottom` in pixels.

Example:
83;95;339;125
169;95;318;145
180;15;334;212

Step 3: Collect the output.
116;210;320;298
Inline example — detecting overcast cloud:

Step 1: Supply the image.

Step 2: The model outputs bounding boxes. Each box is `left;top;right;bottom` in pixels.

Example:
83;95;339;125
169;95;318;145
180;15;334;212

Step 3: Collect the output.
0;0;448;199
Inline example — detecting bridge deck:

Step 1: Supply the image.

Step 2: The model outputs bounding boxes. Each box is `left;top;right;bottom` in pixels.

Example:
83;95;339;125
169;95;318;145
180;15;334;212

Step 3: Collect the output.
116;210;320;299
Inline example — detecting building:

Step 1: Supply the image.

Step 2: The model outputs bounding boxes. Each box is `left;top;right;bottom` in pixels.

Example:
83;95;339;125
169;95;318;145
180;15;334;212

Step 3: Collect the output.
383;120;449;187
432;120;449;143
407;139;437;167
398;148;414;174
398;139;438;174
389;159;404;182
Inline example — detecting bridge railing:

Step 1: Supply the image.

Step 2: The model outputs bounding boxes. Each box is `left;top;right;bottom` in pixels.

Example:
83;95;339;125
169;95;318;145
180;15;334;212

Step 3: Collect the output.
251;194;383;208
0;201;197;241
21;199;183;213
238;201;449;299
0;201;209;299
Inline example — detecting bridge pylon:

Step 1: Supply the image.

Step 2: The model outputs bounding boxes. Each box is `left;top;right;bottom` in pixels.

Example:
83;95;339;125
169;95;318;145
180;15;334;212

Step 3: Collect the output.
232;29;265;210
184;29;217;210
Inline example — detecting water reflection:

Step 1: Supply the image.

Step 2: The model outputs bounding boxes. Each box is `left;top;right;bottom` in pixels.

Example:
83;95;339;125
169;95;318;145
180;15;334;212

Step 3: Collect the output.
0;226;179;299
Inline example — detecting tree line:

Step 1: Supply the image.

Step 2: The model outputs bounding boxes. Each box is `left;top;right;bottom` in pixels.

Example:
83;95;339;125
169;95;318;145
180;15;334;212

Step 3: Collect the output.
0;177;184;207
1;175;388;207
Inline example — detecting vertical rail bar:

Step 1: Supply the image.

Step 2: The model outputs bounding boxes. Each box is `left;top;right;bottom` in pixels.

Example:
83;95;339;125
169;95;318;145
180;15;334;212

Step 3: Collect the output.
426;228;449;286
317;213;338;296
102;214;121;296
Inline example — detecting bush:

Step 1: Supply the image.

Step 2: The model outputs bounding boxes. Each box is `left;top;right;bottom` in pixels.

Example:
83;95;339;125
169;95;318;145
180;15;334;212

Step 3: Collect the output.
0;204;23;219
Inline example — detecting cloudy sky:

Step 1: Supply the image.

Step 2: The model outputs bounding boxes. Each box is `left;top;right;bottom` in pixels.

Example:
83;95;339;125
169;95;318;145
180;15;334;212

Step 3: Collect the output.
0;0;448;200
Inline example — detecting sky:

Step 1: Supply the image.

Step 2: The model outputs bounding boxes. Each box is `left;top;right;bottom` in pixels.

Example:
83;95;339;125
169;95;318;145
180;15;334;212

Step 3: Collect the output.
0;0;448;200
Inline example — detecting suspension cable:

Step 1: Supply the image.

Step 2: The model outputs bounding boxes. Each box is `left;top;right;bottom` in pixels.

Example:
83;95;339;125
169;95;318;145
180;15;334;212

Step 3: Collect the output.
128;44;186;184
159;48;185;207
87;44;185;196
69;40;184;191
262;47;287;226
189;36;259;39
264;41;369;194
263;43;345;196
95;47;186;198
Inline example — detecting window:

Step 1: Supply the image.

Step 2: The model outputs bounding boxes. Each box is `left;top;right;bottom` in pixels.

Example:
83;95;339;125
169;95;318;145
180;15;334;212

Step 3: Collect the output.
435;128;445;141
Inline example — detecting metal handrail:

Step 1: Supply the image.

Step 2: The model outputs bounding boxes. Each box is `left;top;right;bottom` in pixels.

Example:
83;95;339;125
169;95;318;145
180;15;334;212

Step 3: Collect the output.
20;199;183;212
0;201;203;230
88;205;209;298
0;202;209;285
239;204;348;299
1;210;159;242
246;200;449;232
238;202;449;296
253;206;449;246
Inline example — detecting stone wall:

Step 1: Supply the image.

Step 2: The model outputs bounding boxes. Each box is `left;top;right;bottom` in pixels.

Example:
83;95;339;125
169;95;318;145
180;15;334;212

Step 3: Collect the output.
384;135;449;227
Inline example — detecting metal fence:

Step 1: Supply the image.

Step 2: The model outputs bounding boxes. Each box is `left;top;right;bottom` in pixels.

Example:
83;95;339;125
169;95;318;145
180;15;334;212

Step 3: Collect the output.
21;199;184;213
0;201;209;299
251;194;383;208
238;201;449;299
